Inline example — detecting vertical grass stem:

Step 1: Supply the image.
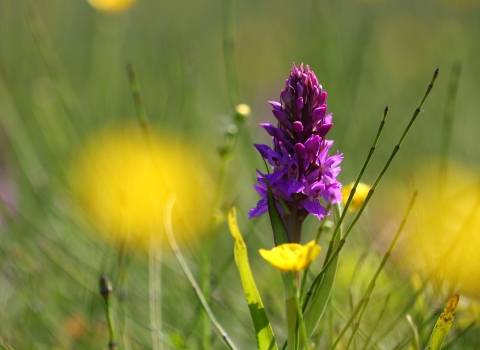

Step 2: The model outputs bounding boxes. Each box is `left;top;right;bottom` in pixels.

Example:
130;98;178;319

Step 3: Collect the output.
309;69;438;293
100;275;117;350
339;192;417;349
164;198;237;350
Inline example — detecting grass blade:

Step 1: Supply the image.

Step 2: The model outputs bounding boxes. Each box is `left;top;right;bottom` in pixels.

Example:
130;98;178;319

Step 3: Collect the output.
425;294;459;350
406;314;421;350
164;199;237;350
303;203;342;342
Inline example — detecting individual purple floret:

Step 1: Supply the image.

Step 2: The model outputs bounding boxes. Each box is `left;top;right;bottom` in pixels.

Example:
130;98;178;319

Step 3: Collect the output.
249;63;343;243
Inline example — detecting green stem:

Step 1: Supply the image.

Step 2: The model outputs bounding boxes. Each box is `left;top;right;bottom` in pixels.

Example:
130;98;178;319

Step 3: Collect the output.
106;300;117;350
439;63;461;189
299;203;331;301
302;106;388;311
307;69;439;299
282;272;297;350
126;63;149;131
302;203;341;313
148;233;162;350
334;192;418;349
359;295;390;350
164;199;237;350
200;158;229;349
24;6;82;138
221;0;241;108
100;275;116;349
293;280;308;350
126;63;162;349
328;106;389;249
368;285;427;349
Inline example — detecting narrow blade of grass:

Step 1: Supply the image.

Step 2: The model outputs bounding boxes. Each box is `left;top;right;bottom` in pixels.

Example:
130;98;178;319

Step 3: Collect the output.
359;295;390;350
164;198;238;350
425;294;459;350
306;69;439;312
303;203;342;342
406;314;421;350
334;191;417;350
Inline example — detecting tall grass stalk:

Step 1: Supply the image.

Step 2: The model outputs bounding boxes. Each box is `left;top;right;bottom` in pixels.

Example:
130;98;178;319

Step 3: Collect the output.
126;62;163;349
100;275;117;350
406;314;421;350
24;6;82;142
202;0;242;341
308;69;439;295
340;191;417;349
439;63;462;189
359;295;390;350
164;198;238;350
302;106;388;313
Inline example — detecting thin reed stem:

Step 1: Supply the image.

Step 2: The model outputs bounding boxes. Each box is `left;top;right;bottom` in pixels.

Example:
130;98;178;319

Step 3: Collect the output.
126;63;150;131
439;63;461;187
405;314;421;350
100;275;117;350
331;191;417;350
149;232;162;350
367;285;427;349
293;282;309;350
164;198;238;350
0;338;14;350
359;294;390;350
299;203;331;301
126;63;163;349
302;106;388;312
308;69;439;298
24;6;82;140
330;106;389;245
221;0;241;108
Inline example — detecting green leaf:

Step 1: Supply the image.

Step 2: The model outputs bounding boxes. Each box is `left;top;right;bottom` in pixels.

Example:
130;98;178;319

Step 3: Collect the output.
425;294;459;350
228;207;279;350
304;203;343;341
265;180;289;246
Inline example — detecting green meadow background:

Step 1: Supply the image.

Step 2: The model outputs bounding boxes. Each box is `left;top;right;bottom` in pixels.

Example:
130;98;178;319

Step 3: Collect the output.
1;0;480;348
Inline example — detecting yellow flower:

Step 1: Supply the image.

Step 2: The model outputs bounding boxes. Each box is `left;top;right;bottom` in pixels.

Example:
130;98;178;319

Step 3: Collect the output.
342;182;371;211
383;160;480;299
70;125;213;247
88;0;137;13
259;240;321;272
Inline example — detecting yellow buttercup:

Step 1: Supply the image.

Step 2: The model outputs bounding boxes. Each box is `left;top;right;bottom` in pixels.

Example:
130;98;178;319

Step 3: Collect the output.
259;240;321;272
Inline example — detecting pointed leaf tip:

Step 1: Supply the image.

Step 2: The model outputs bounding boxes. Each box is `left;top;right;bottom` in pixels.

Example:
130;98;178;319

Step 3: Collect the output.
228;207;278;350
425;294;459;350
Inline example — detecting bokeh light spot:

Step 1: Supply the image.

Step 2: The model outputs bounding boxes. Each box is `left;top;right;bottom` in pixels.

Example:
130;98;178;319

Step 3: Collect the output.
70;126;213;247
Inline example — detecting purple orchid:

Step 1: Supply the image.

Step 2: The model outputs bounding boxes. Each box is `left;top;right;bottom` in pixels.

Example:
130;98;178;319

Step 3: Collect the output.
249;63;343;243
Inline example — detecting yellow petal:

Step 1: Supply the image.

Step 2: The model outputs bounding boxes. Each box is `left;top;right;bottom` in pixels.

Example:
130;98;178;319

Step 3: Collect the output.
341;182;371;211
259;240;321;272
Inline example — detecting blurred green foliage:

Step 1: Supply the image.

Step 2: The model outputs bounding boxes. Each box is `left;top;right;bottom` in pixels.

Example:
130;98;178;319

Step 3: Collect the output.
1;0;480;348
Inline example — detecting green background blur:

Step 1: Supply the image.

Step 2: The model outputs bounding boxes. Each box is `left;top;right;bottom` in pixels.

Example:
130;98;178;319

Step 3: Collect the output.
1;0;480;348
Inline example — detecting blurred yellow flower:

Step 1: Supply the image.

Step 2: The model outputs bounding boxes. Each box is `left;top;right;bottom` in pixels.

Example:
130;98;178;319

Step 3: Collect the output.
342;182;371;212
70;126;212;246
259;240;321;272
383;160;480;299
88;0;137;13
